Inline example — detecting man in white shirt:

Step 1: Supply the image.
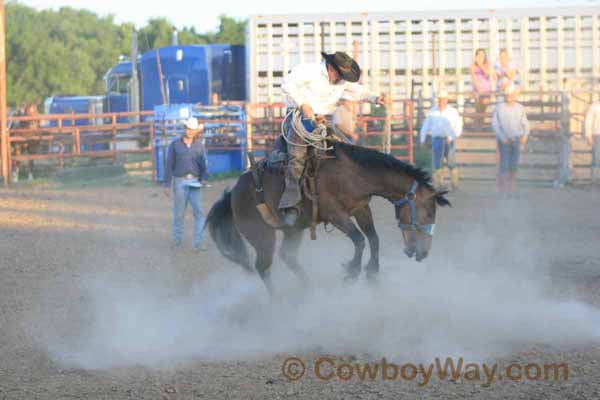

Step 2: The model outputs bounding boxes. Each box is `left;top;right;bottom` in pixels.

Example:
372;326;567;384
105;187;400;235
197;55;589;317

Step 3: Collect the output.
419;90;463;189
279;51;385;225
584;102;600;182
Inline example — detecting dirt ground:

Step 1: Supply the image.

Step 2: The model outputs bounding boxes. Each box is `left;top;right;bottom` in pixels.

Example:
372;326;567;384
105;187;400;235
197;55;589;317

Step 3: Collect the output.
1;176;600;400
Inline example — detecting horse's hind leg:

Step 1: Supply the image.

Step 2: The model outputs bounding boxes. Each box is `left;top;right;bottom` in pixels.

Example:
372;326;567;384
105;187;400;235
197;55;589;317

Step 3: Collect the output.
239;220;277;295
354;205;380;282
279;228;310;287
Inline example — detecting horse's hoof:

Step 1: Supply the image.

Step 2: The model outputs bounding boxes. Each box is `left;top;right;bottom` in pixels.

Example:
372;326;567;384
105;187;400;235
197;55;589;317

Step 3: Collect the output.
366;271;379;285
342;260;359;273
343;272;360;284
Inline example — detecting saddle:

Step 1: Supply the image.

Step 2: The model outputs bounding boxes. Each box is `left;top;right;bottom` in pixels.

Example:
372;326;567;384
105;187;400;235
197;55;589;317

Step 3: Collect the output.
248;131;339;239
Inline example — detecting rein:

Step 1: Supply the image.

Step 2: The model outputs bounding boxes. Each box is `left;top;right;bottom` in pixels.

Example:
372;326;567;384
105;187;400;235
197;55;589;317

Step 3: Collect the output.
393;181;435;236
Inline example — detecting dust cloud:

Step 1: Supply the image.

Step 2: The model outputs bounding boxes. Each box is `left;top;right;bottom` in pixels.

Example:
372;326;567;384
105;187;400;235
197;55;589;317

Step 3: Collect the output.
41;197;600;369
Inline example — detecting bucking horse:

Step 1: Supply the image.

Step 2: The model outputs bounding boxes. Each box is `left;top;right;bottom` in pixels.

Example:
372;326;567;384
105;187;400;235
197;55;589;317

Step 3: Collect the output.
206;139;451;294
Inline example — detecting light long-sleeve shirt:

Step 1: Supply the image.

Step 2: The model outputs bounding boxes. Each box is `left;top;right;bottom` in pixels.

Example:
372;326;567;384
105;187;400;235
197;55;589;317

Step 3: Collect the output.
281;62;377;115
420;105;463;143
492;102;530;141
584;102;600;138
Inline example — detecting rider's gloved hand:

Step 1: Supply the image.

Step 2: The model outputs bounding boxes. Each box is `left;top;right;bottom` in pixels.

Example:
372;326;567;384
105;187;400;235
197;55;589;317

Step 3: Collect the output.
301;104;315;120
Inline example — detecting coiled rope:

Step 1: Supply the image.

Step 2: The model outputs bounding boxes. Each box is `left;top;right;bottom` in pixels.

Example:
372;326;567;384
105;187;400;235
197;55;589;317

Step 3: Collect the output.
281;108;332;151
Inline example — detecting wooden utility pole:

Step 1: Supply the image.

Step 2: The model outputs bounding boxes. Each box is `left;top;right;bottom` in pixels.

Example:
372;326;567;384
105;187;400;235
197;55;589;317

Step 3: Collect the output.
431;31;437;94
0;0;9;186
130;30;140;124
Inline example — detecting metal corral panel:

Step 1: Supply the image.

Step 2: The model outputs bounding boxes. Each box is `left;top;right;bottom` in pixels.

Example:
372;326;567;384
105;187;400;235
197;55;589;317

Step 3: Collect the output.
153;104;247;181
247;7;600;103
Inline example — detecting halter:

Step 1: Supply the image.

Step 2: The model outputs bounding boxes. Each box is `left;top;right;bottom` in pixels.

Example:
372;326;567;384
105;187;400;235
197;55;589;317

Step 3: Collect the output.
393;181;436;236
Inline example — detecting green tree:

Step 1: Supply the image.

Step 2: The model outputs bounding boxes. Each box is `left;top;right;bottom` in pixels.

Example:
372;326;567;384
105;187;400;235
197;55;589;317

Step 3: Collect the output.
5;2;131;106
213;15;246;45
137;18;173;53
3;2;247;107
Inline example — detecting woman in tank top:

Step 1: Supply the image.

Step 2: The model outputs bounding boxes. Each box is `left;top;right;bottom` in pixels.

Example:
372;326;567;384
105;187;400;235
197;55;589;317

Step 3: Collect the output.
470;48;495;129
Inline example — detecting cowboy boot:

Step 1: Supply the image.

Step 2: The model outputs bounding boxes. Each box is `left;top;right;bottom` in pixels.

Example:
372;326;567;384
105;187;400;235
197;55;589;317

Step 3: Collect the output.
450;168;460;191
497;173;507;197
508;171;519;198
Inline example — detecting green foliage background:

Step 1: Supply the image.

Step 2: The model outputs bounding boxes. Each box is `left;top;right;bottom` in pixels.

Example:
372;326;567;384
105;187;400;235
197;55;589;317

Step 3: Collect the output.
5;2;246;107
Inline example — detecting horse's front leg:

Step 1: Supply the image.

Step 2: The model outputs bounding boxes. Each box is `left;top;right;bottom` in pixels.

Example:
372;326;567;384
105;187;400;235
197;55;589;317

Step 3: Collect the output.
280;228;310;287
354;205;380;282
329;212;366;282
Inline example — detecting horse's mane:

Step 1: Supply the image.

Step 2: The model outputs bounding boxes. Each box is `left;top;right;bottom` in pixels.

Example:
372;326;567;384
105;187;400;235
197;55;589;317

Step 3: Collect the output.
331;141;434;191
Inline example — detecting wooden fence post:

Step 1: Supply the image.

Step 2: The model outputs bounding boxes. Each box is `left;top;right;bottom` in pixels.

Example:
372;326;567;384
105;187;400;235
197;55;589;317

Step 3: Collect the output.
149;122;156;182
408;100;415;164
0;0;9;186
558;91;571;186
245;103;253;169
74;129;81;155
383;96;392;154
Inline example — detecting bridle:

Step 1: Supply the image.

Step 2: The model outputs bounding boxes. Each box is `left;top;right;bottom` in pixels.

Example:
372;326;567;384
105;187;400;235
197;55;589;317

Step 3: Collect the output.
393;181;436;236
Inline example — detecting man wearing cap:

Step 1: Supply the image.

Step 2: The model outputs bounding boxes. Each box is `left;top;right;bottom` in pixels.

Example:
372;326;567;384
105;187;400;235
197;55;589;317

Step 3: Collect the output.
419;89;463;189
164;118;209;251
584;101;600;183
492;84;530;196
279;51;386;226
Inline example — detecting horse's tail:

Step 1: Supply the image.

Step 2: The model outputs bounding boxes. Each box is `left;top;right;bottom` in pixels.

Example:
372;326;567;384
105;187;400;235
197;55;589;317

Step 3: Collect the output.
206;188;253;273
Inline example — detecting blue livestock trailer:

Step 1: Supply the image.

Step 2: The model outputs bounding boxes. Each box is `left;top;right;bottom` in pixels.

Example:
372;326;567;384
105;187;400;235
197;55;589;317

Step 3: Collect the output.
43;96;110;151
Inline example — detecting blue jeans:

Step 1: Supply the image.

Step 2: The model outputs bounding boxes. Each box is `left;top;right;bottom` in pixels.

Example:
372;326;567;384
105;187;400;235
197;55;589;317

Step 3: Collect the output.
172;177;205;246
432;137;456;170
498;138;521;174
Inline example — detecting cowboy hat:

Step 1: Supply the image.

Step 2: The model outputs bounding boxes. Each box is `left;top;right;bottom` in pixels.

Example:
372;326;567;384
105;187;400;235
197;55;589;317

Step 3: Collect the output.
321;51;361;83
183;117;200;130
437;89;449;99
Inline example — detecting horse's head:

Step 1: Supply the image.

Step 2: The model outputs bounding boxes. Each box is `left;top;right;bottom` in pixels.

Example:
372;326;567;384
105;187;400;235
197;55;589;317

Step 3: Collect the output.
394;182;451;262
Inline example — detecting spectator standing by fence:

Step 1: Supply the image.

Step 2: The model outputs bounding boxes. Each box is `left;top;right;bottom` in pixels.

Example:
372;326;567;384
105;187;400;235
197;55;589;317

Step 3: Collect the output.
164;118;209;251
495;49;519;91
420;89;463;190
492;84;530;197
584;101;600;183
333;98;359;143
470;48;495;129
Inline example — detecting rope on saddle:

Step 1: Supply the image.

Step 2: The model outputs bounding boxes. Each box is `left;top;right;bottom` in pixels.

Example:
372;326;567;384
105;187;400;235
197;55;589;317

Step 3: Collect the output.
281;108;332;151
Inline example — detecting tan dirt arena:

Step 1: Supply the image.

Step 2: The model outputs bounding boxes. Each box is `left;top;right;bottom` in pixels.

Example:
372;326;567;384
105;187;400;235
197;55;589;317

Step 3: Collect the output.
1;178;600;399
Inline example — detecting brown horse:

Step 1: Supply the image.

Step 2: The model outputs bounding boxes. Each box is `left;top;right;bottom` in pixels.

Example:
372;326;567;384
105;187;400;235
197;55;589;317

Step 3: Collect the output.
12;103;41;181
206;141;451;293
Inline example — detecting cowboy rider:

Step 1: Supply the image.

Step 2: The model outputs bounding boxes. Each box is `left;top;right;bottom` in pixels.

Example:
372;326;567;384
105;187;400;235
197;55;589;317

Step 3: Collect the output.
279;51;386;226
